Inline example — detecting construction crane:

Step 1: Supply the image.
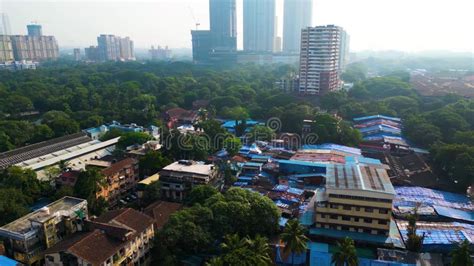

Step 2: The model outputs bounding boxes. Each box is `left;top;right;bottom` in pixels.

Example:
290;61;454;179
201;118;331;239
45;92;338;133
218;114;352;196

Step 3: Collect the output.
187;5;200;30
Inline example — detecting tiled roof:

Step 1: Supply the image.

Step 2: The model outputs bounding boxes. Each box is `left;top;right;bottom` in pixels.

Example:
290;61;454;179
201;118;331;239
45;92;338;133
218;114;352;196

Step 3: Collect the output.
101;158;137;176
143;201;182;229
94;208;154;235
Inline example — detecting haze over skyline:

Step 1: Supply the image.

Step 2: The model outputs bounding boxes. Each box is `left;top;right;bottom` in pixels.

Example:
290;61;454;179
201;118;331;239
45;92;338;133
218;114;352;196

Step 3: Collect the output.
1;0;473;53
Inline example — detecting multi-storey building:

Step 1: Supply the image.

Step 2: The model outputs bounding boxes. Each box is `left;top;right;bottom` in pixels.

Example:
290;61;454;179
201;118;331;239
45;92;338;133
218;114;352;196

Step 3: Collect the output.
191;30;212;64
98;158;139;207
314;163;395;236
0;197;88;265
118;36;134;60
149;45;172;61
73;48;81;61
209;0;237;51
0;35;14;62
10;35;59;62
7;24;59;62
282;0;313;53
44;208;154;266
159;160;220;201
84;45;99;61
191;0;237;64
243;0;276;52
96;34;134;61
299;25;349;95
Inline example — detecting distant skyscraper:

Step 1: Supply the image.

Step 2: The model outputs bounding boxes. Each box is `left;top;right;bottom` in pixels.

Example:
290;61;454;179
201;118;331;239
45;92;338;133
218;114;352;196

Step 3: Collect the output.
299;25;349;95
9;25;59;62
0;35;14;62
209;0;237;51
191;30;212;63
283;0;313;53
27;24;43;37
0;13;11;35
73;48;81;61
84;46;100;61
243;0;275;52
150;45;172;61
97;34;134;61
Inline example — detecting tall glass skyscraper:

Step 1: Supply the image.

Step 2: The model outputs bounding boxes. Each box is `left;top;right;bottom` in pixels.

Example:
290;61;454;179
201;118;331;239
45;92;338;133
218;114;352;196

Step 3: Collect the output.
283;0;313;53
209;0;237;51
0;13;11;35
243;0;276;52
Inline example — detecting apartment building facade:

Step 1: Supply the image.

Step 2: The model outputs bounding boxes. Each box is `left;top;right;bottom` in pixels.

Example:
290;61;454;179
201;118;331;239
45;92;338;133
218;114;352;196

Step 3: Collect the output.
314;163;395;236
159;160;220;201
299;25;349;95
44;208;154;266
0;197;88;265
98;158;139;207
0;35;14;62
97;34;134;61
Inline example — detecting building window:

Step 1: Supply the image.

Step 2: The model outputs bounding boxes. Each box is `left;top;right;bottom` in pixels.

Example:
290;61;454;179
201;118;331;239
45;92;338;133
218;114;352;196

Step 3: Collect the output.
342;216;350;221
343;205;351;210
364;218;372;223
378;220;388;225
365;207;374;213
330;214;338;220
379;209;389;214
355;207;360;211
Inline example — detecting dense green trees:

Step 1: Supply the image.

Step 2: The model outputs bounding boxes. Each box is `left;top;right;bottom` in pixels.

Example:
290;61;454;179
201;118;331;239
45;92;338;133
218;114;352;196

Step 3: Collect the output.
153;186;280;264
0;167;52;226
138;150;171;177
73;168;109;215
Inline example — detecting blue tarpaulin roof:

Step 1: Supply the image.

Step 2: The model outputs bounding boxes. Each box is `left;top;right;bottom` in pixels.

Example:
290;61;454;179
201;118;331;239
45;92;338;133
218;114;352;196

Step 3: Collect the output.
434;205;474;223
301;143;362;155
0;256;20;266
354;115;401;122
279;159;327;168
394;186;474;211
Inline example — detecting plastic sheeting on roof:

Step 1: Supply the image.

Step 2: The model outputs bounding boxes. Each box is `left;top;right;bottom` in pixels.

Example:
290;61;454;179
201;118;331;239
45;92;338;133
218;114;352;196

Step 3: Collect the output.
353;115;401;122
434;205;474;223
394;186;474;211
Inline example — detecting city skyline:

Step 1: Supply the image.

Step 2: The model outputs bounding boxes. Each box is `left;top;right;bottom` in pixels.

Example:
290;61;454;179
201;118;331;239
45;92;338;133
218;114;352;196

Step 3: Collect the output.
0;0;473;52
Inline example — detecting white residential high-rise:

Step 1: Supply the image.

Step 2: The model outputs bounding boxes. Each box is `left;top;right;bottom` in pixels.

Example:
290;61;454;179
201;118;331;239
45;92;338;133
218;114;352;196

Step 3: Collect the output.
282;0;313;53
299;25;349;95
243;0;276;52
0;13;11;35
97;34;134;61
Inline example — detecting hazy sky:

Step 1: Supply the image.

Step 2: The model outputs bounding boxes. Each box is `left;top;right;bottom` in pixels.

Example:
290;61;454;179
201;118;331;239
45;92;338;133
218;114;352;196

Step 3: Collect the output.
1;0;473;52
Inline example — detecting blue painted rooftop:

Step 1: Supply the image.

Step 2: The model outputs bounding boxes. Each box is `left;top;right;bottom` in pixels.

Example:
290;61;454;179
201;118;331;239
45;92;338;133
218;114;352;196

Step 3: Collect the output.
434;205;474;223
354;115;401;122
222;120;262;128
301;143;362;155
0;256;20;266
242;162;263;167
279;159;327;168
359;124;401;134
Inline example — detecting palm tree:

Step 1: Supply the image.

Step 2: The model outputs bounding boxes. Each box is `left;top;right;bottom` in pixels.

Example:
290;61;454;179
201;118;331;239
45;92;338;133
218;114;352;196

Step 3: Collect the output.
281;219;309;266
218;234;273;266
331;237;358;266
249;235;273;266
450;240;473;266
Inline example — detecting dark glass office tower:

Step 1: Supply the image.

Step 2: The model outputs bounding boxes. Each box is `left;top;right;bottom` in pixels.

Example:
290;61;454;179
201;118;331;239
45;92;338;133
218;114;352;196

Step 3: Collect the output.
209;0;237;51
